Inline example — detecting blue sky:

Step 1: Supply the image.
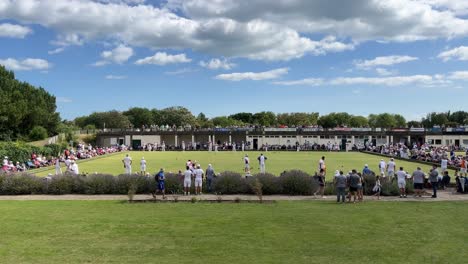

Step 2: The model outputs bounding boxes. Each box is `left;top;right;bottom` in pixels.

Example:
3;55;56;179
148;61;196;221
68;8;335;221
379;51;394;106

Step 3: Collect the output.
0;0;467;121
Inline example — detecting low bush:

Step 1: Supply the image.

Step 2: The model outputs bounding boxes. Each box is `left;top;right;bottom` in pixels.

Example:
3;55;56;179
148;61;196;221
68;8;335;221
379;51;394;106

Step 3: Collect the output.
84;174;116;194
253;173;282;195
212;171;251;194
279;170;318;195
0;173;43;195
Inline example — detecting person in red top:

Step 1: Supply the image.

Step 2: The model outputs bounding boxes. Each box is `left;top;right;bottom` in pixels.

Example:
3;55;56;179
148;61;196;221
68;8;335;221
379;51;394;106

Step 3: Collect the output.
460;157;467;177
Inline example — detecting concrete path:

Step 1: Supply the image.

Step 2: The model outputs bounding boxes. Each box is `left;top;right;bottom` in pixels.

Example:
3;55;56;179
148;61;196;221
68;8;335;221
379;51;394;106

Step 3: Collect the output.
0;189;467;202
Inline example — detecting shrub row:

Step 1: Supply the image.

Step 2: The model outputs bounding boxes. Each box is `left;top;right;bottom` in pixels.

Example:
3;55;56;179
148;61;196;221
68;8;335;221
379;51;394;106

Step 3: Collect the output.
0;171;414;196
0;170;321;196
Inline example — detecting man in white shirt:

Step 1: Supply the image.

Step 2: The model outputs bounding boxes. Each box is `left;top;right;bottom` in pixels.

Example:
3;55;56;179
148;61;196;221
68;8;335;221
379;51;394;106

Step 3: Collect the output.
258;154;267;173
70;160;79;175
140;157;147;175
441;156;448;173
122;154;132;175
241;141;245;152
396;167;407;198
194;164;204;195
379;159;387;177
183;166;193;195
387;158;396;178
64;157;71;172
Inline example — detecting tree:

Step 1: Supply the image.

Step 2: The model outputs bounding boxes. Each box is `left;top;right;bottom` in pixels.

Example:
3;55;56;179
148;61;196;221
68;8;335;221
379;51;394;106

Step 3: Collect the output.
229;112;254;124
158;106;196;127
349;115;368;127
29;126;48;141
393;114;406;128
75;111;131;129
0;66;60;140
373;113;396;128
253;111;277;126
407;121;422;128
123;107;153;128
211;116;244;127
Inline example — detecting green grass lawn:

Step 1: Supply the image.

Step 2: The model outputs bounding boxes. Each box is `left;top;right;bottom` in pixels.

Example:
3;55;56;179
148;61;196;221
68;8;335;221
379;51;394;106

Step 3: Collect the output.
36;151;447;177
0;201;466;264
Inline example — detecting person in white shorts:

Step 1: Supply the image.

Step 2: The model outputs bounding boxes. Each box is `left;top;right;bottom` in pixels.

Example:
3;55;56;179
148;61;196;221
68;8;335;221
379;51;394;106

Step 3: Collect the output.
183;166;193;195
379;159;387;177
194;164;204;195
140;157;147;175
396;167;407;198
122;154;132;175
387;158;396;179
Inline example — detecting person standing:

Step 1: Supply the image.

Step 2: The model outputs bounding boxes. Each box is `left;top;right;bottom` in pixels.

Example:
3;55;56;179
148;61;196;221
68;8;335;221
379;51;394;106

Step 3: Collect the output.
387;158;396;179
334;171;347;203
206;164;215;192
318;156;326;176
429;165;439;198
194;164;204;195
241;141;245;152
55;158;62;175
441;156;448;173
157;168;166;199
348;170;360;203
460;157;467;177
373;176;381;200
70;160;79;175
258;153;267;173
314;169;326;198
379;159;387;178
140;157;147;175
122;154;132;175
396;167;407;198
183;166;193;195
412;167;425;198
243;154;250;173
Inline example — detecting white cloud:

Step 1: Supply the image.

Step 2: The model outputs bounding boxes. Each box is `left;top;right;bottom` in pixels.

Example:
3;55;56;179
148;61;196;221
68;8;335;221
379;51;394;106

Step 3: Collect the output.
105;75;127;79
354;55;418;69
438;46;468;61
199;58;235;70
0;23;31;38
216;68;288;81
170;0;468;42
0;58;51;71
96;0;146;4
48;47;65;55
135;52;191;65
448;71;468;80
164;68;197;75
375;68;396;76
56;97;72;103
273;78;324;86
94;44;134;66
274;74;453;87
0;0;353;61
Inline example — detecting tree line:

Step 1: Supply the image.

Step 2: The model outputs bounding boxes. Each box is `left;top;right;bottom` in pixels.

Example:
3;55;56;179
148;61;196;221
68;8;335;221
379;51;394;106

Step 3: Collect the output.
72;107;468;129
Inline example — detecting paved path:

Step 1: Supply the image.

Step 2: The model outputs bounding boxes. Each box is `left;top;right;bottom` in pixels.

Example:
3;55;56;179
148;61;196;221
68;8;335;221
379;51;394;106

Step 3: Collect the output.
0;189;466;202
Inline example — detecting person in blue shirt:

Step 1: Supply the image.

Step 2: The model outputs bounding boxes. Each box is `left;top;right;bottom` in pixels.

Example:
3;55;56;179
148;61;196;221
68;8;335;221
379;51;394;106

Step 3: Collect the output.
362;164;372;175
155;168;166;199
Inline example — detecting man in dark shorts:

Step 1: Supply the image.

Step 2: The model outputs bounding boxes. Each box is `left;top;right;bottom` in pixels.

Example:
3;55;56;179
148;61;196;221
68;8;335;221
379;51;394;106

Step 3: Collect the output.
411;167;425;198
348;169;360;203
